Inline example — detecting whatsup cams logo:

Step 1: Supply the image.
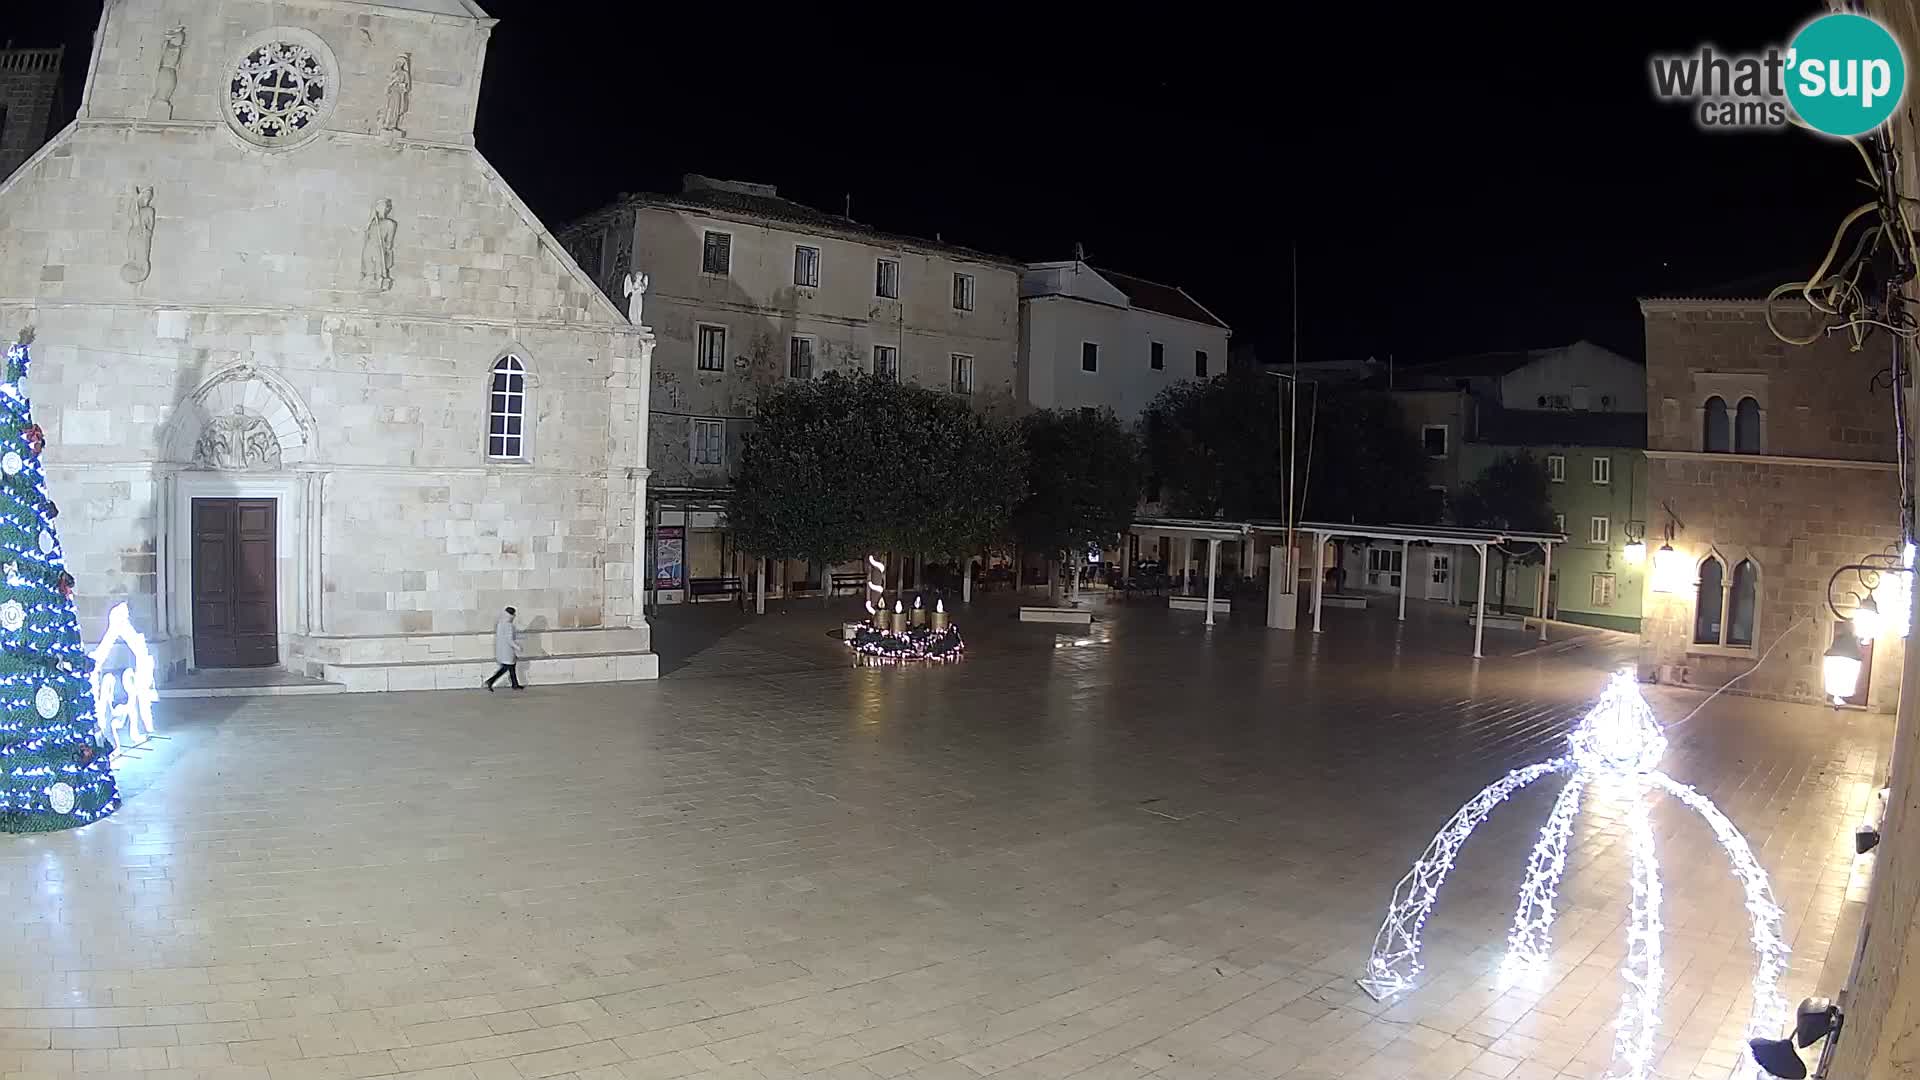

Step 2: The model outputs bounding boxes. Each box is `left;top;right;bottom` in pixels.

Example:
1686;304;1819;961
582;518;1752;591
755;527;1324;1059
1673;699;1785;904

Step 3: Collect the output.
1650;12;1906;136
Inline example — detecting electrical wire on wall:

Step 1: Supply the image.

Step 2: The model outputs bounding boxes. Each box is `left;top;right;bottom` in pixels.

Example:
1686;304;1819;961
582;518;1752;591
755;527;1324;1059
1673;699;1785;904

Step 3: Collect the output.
1768;123;1918;544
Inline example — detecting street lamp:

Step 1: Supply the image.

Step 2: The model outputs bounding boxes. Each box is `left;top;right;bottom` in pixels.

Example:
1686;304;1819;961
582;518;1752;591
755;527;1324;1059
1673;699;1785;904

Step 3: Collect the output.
1652;543;1688;593
1823;623;1863;704
1852;593;1883;644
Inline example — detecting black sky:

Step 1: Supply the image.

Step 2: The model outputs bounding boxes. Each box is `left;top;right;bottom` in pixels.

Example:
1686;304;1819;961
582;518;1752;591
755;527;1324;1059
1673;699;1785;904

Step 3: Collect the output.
3;3;1867;362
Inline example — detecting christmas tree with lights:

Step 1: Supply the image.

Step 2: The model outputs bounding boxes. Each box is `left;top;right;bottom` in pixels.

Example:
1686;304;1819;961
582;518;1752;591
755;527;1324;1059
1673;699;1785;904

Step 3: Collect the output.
0;329;116;832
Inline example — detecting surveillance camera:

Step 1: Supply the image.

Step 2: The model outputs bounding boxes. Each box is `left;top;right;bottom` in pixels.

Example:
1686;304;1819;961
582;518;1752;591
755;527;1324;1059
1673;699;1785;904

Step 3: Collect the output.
1857;825;1881;854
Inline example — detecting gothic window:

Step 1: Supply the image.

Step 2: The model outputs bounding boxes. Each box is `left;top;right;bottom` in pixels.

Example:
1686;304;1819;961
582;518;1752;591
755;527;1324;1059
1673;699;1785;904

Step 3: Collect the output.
487;355;528;461
1693;555;1725;645
1734;396;1762;453
1703;395;1731;452
223;30;337;148
1692;553;1758;650
1727;559;1758;646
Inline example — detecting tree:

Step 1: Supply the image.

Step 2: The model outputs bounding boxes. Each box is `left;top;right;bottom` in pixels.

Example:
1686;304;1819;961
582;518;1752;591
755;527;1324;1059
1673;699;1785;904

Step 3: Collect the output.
730;371;1026;594
860;374;1026;568
1141;372;1439;526
0;330;119;832
1010;409;1142;590
1452;451;1556;614
730;373;873;573
1140;368;1280;519
1302;387;1442;527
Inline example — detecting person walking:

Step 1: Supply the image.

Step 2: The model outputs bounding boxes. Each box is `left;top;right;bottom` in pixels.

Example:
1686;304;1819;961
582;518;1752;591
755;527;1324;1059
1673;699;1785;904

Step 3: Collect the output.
485;606;523;691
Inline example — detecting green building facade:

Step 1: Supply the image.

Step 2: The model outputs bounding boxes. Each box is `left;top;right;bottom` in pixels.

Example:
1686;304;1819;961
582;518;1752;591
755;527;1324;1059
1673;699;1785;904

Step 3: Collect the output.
1455;416;1647;633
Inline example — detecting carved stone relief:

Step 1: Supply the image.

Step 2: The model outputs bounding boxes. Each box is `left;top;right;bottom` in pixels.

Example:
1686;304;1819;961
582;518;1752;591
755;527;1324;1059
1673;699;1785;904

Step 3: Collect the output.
120;186;154;284
148;25;185;120
193;406;283;471
377;53;411;136
360;198;396;293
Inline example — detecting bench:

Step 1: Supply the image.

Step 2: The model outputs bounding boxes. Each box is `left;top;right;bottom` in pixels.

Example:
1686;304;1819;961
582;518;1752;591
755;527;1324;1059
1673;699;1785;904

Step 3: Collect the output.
830;572;868;595
1019;606;1094;625
1168;595;1231;613
689;576;744;601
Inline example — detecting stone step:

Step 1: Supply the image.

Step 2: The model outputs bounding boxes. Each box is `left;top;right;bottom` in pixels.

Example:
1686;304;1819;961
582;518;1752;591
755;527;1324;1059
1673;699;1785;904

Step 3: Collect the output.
323;650;658;693
159;670;348;699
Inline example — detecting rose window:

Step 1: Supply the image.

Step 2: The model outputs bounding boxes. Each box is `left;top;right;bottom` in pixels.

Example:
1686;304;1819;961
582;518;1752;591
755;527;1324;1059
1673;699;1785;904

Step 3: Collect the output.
225;39;332;147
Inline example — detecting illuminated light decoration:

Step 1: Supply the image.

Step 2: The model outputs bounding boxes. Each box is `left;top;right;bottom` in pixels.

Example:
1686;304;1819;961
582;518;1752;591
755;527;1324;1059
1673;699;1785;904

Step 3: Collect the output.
1852;594;1883;645
1653;772;1789;1062
1357;756;1573;1001
864;554;886;616
1652;543;1689;593
89;602;157;755
1614;792;1664;1080
1359;672;1788;1080
0;335;119;832
1;452;20;477
1873;542;1915;640
1500;773;1586;984
1622;540;1646;565
1824;624;1864;703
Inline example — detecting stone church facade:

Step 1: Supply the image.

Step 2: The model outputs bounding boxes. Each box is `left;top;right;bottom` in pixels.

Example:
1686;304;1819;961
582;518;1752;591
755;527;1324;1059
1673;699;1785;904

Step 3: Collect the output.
0;0;657;689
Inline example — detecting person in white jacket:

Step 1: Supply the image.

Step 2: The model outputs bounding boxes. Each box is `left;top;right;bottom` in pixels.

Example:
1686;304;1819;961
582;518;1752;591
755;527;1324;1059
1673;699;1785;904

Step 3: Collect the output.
485;606;523;691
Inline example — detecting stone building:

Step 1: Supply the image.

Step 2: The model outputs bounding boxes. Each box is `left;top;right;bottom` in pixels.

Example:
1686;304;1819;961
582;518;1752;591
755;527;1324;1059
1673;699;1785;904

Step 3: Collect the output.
1360;342;1649;631
0;0;656;689
0;46;63;181
1639;295;1903;709
559;175;1018;600
1018;259;1229;424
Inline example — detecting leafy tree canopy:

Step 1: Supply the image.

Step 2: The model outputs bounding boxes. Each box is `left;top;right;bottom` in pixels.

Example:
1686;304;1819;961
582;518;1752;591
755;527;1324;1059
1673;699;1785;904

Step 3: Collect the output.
730;372;1027;566
1141;371;1438;526
1452;451;1556;545
1011;408;1142;558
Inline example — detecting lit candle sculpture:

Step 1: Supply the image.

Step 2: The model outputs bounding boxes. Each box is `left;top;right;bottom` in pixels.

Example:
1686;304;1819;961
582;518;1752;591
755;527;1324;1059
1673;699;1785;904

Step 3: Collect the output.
891;599;906;633
931;598;949;632
911;594;928;627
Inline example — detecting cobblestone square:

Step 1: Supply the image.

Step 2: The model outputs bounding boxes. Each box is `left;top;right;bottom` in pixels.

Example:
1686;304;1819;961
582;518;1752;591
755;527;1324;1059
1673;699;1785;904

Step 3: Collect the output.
0;598;1887;1080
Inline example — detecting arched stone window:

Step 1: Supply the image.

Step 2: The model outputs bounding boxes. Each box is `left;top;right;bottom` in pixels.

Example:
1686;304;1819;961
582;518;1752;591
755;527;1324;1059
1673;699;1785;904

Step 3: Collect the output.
1727;559;1758;646
1693;554;1725;644
1734;396;1762;454
1703;396;1731;453
487;355;529;461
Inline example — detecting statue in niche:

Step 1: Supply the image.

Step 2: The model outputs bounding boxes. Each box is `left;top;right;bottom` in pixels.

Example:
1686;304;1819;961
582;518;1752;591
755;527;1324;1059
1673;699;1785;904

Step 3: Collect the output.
193;406;281;471
147;25;185;120
360;198;396;292
377;53;412;136
622;270;649;326
120;186;155;284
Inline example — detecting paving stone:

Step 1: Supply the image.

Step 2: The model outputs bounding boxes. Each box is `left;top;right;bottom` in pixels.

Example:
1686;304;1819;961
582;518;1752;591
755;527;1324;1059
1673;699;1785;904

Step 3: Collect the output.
2;597;1884;1080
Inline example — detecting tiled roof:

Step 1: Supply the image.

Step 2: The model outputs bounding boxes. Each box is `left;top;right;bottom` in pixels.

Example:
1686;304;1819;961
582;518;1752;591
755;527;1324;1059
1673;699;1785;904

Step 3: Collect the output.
1095;268;1230;329
1475;407;1648;449
614;187;1020;268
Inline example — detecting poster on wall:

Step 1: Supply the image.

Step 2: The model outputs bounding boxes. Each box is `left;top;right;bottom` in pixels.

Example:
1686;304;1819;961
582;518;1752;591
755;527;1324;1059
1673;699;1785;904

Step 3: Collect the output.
652;526;685;589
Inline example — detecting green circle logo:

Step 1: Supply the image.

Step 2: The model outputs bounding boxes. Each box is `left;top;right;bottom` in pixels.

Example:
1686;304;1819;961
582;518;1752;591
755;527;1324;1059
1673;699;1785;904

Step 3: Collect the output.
1787;13;1906;137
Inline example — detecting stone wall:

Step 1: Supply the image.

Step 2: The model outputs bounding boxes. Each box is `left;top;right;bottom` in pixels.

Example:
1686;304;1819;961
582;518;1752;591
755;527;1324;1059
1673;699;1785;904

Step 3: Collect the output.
0;47;62;181
0;0;652;681
567;202;1021;488
1640;301;1905;708
1641;456;1903;707
1644;302;1896;459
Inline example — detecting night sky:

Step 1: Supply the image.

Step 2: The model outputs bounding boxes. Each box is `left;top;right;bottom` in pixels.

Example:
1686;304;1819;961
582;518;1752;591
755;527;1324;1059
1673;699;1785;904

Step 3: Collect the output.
3;3;1866;363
